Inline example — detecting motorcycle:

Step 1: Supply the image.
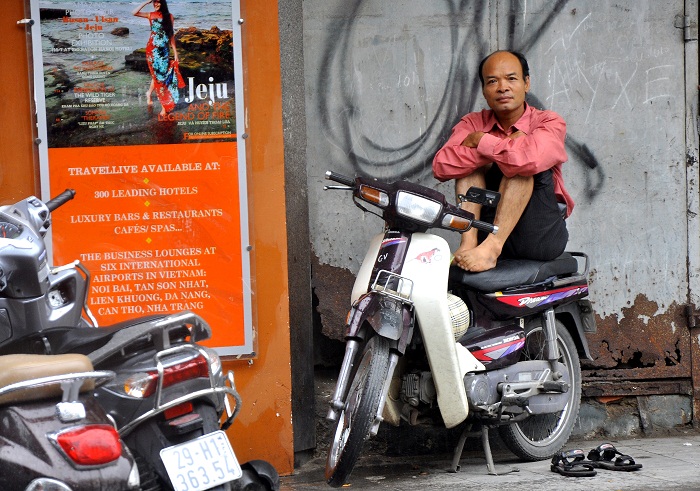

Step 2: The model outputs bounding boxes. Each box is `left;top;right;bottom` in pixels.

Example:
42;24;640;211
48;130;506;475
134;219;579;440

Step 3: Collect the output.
322;171;596;487
0;191;279;491
0;352;140;490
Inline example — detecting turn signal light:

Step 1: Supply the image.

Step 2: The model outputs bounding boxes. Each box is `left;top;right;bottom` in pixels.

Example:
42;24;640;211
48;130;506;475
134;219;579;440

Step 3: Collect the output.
124;354;210;398
55;425;122;466
441;213;472;232
358;185;389;207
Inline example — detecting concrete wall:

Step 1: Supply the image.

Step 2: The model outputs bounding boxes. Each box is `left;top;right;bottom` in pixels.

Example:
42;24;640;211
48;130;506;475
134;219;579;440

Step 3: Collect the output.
301;0;699;376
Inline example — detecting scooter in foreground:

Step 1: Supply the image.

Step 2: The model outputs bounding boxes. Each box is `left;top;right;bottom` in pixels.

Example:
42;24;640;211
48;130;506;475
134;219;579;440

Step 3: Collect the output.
0;191;279;491
322;171;595;487
0;353;140;490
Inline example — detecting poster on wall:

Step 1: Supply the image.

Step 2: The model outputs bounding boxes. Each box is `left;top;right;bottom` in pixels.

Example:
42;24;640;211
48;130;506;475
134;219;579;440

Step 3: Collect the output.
27;0;253;356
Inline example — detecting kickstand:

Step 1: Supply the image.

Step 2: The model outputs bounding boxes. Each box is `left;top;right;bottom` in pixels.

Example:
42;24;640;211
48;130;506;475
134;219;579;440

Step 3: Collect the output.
449;423;475;472
449;424;519;476
481;426;518;476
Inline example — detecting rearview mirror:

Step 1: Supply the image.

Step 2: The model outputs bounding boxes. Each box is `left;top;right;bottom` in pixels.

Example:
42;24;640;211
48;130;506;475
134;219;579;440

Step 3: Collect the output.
458;187;501;208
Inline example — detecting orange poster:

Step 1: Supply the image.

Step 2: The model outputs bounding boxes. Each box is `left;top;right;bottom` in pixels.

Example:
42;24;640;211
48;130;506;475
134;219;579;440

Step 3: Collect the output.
31;0;252;355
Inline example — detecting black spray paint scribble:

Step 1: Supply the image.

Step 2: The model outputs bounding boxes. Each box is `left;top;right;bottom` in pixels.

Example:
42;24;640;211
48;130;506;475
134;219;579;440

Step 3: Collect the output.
316;0;604;201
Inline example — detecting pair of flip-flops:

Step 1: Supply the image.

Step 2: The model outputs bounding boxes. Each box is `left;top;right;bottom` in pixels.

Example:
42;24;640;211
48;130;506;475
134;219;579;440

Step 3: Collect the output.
551;443;643;477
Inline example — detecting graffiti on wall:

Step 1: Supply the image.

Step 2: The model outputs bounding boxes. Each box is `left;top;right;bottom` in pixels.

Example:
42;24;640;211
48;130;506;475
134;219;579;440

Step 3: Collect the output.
315;0;604;200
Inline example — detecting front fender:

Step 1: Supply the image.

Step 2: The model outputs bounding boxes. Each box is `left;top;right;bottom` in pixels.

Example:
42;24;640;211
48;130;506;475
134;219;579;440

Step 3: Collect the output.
346;292;414;353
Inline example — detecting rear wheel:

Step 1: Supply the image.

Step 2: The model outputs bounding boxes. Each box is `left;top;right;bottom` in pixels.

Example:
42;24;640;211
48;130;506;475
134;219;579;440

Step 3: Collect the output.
325;336;391;487
498;319;581;461
128;401;232;491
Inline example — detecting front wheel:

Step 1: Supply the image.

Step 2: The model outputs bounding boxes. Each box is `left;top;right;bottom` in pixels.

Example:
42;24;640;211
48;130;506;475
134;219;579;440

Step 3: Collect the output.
325;336;391;487
498;319;582;461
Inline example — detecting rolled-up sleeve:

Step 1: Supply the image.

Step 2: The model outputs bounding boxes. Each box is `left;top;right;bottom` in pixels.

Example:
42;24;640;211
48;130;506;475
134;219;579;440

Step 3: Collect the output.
432;117;492;182
476;112;567;178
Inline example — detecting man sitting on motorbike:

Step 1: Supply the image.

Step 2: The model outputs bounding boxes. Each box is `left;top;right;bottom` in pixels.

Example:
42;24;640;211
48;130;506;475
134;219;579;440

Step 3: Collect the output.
433;50;573;272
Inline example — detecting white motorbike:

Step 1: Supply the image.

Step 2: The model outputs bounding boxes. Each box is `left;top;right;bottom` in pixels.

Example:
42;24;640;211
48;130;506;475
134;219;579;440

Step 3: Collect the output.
323;171;595;487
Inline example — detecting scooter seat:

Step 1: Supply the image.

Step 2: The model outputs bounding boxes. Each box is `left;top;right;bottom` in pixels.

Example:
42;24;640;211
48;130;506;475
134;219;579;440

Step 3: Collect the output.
449;252;579;292
0;354;94;406
0;315;168;357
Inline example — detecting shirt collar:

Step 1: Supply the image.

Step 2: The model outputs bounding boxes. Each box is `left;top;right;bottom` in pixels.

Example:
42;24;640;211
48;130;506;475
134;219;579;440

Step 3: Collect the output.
487;102;533;135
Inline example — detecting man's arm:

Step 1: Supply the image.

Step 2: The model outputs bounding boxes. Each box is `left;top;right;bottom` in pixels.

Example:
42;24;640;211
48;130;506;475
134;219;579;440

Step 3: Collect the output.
433;117;492;181
476;112;567;177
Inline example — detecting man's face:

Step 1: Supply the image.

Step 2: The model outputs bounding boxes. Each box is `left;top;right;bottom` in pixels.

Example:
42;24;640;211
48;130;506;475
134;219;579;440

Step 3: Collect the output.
481;52;530;122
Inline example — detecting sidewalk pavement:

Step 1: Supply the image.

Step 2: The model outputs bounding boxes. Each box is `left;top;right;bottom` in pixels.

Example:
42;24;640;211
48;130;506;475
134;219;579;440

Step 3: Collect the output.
280;430;700;490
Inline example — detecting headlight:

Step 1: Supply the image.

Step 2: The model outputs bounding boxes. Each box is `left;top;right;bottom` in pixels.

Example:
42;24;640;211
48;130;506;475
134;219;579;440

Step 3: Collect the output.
396;191;442;224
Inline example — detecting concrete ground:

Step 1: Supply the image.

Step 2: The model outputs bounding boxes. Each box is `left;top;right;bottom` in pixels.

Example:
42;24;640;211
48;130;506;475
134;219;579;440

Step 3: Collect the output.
281;431;700;490
281;369;700;490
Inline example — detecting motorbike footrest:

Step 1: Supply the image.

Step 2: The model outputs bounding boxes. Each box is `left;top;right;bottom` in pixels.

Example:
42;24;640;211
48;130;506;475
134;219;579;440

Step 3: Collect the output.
541;381;569;393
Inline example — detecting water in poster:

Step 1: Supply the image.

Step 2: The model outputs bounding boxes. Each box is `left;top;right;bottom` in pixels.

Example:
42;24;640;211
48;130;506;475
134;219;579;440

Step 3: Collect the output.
39;0;236;147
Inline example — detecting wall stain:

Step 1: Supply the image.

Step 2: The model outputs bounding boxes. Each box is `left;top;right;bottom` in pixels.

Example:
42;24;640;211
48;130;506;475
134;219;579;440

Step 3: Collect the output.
583;294;690;378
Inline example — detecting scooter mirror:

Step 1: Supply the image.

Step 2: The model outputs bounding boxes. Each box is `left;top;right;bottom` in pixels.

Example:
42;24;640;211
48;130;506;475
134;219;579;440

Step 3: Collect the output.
459;187;501;208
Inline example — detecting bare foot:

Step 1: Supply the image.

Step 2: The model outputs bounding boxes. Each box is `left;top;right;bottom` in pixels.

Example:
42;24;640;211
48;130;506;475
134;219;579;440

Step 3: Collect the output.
452;232;477;270
453;240;501;272
159;108;167;118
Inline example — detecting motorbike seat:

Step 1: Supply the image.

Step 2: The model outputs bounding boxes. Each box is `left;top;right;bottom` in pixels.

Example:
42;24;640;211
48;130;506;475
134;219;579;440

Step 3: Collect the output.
0;353;94;405
0;316;168;358
449;252;579;292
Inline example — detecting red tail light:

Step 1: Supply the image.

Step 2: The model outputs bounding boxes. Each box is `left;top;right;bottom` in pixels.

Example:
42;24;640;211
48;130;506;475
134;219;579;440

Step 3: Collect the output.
163;401;194;420
55;425;122;466
124;354;210;398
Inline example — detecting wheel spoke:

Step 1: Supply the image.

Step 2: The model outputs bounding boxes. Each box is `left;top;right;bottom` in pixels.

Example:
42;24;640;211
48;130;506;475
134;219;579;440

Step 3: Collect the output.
499;320;581;460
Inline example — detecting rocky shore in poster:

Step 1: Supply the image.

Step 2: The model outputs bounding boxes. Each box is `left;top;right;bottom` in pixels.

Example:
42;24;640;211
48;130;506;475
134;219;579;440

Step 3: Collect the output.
41;8;237;147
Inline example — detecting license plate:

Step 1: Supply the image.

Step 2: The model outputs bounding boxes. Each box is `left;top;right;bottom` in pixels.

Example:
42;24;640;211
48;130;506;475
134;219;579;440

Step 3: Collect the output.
160;430;242;491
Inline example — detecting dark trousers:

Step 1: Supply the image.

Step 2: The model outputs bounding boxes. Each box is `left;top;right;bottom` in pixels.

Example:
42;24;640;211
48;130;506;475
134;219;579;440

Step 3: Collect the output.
478;166;568;261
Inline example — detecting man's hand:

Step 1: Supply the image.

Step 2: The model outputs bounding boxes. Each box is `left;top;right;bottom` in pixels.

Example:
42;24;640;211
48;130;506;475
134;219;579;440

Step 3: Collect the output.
461;131;485;148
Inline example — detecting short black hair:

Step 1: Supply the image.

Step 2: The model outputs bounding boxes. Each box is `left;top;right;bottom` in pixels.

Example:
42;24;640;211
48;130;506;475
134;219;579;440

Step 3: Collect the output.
478;50;530;86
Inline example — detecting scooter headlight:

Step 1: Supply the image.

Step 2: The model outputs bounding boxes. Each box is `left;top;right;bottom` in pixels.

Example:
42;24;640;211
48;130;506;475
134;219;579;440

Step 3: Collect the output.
396;191;442;224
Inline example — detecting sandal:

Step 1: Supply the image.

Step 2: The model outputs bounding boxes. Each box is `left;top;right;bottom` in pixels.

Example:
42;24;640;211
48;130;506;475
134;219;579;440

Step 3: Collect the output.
587;443;643;471
550;449;597;477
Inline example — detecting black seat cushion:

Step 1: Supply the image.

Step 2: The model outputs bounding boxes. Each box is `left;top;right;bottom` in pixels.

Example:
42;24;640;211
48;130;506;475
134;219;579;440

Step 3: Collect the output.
449;253;579;292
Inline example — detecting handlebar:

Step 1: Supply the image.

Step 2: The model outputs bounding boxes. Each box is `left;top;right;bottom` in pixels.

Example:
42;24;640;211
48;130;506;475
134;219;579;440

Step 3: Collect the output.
471;220;499;235
325;171;356;187
46;189;76;212
323;170;498;235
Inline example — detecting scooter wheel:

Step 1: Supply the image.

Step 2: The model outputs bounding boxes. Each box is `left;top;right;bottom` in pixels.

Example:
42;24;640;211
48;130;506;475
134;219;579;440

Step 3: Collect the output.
498;319;582;461
325;336;391;487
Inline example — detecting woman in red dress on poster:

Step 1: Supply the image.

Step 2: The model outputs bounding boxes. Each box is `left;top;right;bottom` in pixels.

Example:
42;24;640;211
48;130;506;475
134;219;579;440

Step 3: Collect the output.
133;0;184;117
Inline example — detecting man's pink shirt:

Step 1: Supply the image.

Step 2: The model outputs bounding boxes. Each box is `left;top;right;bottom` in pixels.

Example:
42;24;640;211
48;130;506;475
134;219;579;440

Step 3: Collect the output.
433;104;574;217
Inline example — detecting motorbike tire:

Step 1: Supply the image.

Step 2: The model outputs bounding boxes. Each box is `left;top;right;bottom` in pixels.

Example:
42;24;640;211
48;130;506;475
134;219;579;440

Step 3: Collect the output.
325;335;391;488
498;319;581;461
128;400;233;491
